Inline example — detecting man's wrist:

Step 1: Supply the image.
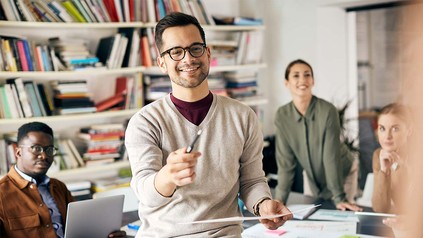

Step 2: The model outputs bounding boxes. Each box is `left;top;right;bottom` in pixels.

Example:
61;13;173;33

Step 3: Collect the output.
253;197;271;216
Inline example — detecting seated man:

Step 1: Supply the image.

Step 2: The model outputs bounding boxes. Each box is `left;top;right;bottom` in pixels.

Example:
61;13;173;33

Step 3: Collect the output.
0;121;126;238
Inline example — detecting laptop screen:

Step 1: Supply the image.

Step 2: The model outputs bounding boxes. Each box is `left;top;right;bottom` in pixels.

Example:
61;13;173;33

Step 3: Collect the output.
64;195;124;238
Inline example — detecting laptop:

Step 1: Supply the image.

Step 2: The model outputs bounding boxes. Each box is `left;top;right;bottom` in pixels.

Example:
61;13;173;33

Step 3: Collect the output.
64;195;124;238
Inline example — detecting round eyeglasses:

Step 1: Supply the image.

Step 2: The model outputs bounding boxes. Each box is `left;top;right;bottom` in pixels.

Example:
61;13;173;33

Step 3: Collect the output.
20;145;58;157
160;43;206;61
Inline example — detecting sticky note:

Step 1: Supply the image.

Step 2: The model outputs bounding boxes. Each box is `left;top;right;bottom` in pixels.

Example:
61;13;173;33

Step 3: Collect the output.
265;229;287;236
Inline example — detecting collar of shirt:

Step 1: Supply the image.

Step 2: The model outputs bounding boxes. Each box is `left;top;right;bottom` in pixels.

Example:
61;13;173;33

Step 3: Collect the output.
14;165;50;185
292;95;317;122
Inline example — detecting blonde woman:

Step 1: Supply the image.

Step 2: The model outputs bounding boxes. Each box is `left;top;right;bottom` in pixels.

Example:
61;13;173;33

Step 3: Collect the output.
372;103;412;214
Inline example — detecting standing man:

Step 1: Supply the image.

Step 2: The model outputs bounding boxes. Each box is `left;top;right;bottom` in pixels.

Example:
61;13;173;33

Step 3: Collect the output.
0;121;126;238
125;12;292;237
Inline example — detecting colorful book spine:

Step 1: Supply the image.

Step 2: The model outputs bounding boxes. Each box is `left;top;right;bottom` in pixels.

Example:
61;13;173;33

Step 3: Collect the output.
62;0;87;22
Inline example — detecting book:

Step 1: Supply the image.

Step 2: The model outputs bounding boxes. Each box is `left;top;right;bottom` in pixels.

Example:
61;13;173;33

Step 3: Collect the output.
62;0;87;22
95;93;125;112
71;0;93;22
213;16;263;26
6;83;24;118
102;0;119;22
117;28;135;67
91;176;131;192
6;78;33;118
0;86;13;118
23;82;43;117
65;180;92;191
66;139;85;167
57;107;96;115
287;204;318;220
36;83;54;116
93;0;111;22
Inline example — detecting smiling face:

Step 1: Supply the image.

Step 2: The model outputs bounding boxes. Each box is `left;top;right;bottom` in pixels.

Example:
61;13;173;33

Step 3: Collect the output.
377;113;410;152
285;63;314;98
157;24;210;89
15;131;54;180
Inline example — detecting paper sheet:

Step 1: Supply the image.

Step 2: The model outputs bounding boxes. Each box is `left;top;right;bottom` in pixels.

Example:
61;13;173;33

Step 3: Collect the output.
178;204;321;224
308;209;359;222
242;221;385;238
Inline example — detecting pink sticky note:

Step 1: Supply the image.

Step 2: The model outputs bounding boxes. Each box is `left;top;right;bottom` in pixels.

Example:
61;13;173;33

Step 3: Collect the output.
265;229;287;236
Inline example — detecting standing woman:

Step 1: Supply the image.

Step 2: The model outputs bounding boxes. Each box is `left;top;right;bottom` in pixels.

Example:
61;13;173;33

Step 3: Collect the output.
372;103;412;214
274;59;361;211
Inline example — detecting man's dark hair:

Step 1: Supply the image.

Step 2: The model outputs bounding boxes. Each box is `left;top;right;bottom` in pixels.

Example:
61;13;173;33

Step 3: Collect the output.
155;12;206;53
284;59;314;80
17;122;54;144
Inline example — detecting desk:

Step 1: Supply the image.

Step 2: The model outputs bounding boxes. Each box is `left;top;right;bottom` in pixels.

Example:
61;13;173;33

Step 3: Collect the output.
122;192;394;237
243;192;394;237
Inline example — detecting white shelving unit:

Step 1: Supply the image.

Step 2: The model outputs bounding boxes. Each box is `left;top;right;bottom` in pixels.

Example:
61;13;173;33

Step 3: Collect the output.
0;20;267;180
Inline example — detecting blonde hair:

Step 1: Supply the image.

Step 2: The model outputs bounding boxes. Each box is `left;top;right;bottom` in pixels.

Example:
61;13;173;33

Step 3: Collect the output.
378;103;412;128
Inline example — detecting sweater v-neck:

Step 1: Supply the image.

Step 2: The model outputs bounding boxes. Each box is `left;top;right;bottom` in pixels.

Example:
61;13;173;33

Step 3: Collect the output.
165;93;217;130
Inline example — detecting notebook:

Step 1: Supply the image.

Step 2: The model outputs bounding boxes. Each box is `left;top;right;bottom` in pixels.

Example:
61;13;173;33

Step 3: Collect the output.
64;195;124;238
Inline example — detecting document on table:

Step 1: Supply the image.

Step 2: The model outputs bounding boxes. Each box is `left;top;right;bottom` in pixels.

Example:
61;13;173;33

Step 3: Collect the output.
308;209;359;222
178;204;320;224
242;220;386;238
287;204;318;220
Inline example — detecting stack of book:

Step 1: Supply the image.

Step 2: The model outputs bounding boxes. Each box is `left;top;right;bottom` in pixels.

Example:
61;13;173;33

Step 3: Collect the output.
144;75;172;103
224;70;259;100
65;180;92;201
91;175;131;193
208;73;227;97
0;0;215;24
209;40;238;66
51;80;96;115
213;16;263;26
49;37;102;71
77;123;125;167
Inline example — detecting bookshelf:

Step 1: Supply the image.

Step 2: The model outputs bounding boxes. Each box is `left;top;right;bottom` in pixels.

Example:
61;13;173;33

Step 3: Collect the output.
0;1;268;181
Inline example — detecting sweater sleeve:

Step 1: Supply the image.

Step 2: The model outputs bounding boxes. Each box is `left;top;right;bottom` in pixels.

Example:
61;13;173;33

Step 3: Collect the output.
371;148;392;212
322;106;346;205
125;111;172;207
239;109;272;213
274;113;296;204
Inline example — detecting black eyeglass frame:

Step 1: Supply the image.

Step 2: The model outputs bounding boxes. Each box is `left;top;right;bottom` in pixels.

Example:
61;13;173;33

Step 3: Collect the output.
19;144;58;157
160;43;207;61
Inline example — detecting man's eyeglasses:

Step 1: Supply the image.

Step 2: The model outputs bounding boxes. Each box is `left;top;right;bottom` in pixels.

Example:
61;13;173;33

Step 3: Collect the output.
160;43;206;61
20;145;58;157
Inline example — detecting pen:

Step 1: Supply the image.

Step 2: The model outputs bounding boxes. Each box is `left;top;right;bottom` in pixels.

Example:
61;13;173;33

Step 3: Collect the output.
127;223;140;230
186;129;202;153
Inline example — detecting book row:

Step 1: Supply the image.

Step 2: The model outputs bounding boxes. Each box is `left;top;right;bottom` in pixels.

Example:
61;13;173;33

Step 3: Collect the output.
0;123;127;176
0;75;143;119
0;28;156;72
0;0;214;24
0;29;263;72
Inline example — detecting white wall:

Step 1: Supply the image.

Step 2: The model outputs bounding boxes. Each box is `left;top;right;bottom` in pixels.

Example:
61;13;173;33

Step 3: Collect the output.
206;0;399;137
